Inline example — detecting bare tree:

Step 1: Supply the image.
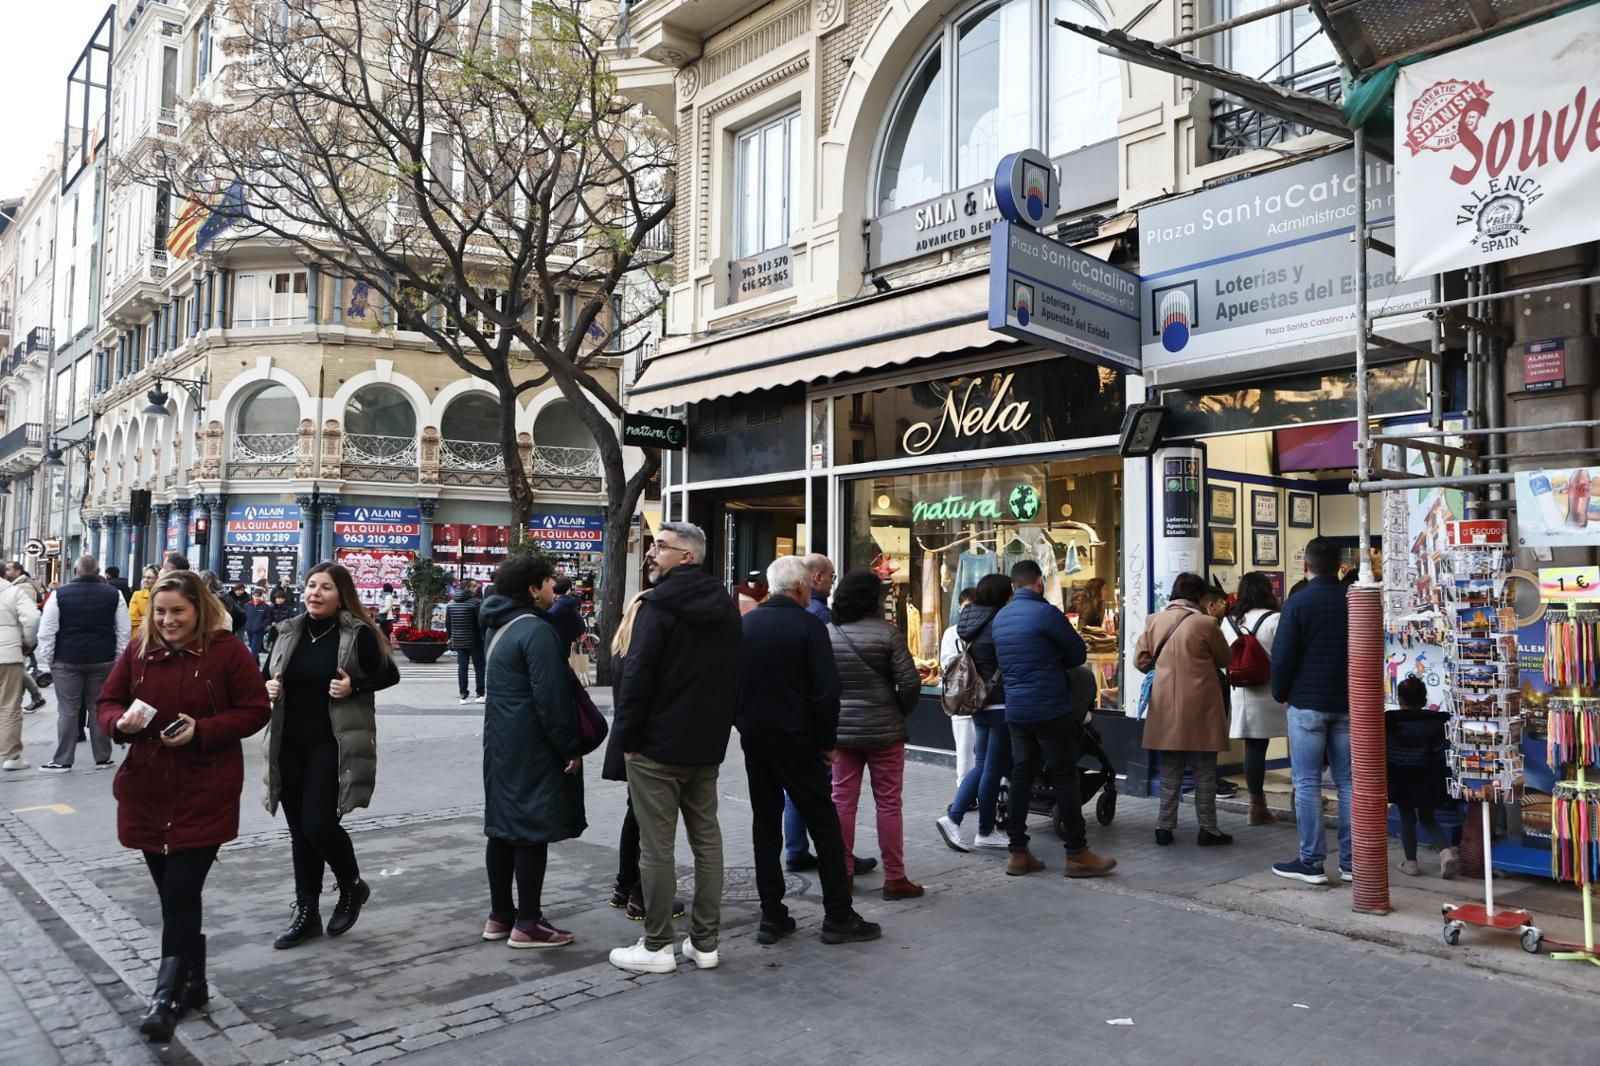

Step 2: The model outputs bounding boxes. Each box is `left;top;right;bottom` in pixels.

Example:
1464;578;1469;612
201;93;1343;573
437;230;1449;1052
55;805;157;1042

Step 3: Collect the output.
164;0;671;678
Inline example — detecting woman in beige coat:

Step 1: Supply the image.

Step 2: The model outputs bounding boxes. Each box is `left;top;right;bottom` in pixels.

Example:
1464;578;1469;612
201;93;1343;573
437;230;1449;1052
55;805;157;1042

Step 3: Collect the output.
1135;572;1233;847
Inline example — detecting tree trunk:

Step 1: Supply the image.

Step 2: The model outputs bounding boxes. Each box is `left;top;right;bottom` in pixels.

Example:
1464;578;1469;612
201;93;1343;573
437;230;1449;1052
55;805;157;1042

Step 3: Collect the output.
500;390;535;531
593;447;658;685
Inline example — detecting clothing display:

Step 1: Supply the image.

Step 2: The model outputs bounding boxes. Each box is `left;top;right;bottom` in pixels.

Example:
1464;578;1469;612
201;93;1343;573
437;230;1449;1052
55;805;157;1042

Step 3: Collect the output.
951;547;998;600
919;551;943;663
1034;535;1063;609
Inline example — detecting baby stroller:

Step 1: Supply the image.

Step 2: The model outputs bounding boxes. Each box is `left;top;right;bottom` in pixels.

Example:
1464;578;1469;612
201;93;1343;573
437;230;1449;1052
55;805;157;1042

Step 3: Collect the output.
994;666;1118;838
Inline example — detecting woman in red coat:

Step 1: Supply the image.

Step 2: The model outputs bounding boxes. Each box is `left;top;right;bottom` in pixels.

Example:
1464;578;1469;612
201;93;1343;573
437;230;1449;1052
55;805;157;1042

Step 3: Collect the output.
96;570;270;1044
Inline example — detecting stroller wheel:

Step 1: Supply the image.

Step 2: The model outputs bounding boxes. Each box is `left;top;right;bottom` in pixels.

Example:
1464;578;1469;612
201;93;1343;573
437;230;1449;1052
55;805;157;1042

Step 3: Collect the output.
1096;789;1116;827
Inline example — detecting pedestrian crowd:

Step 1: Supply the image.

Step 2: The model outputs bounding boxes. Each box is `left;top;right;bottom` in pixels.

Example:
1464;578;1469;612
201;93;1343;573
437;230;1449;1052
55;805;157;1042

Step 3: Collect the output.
0;527;1457;1047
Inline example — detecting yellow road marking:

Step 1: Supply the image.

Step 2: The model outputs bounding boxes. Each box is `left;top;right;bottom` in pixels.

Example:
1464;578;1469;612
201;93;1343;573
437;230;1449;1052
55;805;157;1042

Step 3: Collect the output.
14;804;75;815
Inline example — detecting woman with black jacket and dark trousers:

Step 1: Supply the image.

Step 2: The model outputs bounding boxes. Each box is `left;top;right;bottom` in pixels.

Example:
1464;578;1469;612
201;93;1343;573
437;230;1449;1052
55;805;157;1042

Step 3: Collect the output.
935;574;1015;853
262;563;401;949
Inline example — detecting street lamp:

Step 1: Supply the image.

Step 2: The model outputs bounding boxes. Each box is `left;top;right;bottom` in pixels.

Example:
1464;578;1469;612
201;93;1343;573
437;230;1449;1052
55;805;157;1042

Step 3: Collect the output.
1117;402;1169;458
45;436;94;468
144;372;209;419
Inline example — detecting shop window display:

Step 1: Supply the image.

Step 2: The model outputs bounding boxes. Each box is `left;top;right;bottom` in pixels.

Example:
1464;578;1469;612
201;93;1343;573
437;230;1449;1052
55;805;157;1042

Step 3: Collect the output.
843;455;1121;708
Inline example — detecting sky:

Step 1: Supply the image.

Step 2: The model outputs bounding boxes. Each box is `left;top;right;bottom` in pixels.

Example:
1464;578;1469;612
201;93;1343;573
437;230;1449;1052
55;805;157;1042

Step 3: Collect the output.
0;0;120;199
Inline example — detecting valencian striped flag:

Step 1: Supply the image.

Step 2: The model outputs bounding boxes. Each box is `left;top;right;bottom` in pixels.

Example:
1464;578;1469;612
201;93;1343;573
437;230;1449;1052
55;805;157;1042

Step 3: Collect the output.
166;178;248;260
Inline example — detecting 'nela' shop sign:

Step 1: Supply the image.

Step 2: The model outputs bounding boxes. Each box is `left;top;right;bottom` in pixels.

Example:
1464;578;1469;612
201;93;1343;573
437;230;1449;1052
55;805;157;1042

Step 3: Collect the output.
900;372;1031;457
1394;5;1600;278
332;505;421;550
223;504;302;548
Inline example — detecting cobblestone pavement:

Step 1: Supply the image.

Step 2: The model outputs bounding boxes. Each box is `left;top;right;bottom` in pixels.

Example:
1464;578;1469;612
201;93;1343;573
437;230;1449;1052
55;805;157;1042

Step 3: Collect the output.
1;662;1595;1065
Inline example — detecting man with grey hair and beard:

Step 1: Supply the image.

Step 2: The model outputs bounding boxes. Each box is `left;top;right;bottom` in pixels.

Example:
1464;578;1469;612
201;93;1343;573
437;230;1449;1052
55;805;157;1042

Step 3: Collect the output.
608;521;743;975
35;555;130;772
738;556;881;946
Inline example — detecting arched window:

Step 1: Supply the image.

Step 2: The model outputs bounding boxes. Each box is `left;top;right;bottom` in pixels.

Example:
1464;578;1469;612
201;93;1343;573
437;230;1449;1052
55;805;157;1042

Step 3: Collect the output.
439;392;504;473
233;383;298;463
532;400;599;479
875;0;1119;215
343;384;417;465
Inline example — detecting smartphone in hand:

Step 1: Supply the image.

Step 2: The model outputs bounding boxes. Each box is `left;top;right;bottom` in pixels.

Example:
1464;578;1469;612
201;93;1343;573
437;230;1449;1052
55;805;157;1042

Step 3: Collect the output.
161;718;188;739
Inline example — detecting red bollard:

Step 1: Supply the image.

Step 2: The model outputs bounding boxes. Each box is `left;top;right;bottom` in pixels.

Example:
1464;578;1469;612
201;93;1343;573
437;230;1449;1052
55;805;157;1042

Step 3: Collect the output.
1347;584;1392;915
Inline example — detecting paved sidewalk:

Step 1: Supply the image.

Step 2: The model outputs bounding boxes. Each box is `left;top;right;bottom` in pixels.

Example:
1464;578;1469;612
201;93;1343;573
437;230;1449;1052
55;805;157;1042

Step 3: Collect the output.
2;668;1596;1064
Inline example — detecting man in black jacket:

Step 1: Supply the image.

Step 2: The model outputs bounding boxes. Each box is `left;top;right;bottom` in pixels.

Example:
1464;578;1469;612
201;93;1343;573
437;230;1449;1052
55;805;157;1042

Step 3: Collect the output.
546;578;586;651
738;555;882;947
446;580;485;704
608;522;742;975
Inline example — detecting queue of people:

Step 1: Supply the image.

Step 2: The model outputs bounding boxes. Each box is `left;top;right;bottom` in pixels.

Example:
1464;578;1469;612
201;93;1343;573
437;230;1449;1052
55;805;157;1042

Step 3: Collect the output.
22;524;1453;1048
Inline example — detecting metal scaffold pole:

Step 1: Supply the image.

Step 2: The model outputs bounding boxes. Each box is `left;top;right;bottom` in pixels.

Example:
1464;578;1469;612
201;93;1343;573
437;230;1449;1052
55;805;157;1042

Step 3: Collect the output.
1348;127;1391;915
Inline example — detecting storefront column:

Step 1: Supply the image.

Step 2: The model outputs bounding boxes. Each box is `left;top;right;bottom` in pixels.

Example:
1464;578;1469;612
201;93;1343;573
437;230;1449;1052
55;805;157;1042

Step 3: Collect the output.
307;264;321;325
218;268;232;329
151;503;171;565
318;494;340;564
295;493;316;575
208;493;227;574
112;512;130;576
417;497;437;557
172;498;191;559
86;517;102;562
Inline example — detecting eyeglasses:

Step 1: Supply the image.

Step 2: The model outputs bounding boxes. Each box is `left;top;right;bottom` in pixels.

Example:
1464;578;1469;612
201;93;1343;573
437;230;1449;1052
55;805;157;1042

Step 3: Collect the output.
651;541;687;555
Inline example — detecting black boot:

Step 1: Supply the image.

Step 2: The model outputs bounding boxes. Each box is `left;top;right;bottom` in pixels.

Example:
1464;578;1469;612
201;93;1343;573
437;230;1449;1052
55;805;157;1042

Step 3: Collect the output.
139;956;188;1043
326;878;370;937
273;898;323;949
180;934;208;1013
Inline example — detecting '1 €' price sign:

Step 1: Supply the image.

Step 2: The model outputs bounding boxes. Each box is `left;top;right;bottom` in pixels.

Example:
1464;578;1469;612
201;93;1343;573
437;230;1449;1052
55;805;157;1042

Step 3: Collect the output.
1539;566;1600;601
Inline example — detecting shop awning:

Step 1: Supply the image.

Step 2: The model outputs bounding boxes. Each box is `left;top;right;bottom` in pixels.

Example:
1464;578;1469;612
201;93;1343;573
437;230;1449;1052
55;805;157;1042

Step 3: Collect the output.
626;273;1015;412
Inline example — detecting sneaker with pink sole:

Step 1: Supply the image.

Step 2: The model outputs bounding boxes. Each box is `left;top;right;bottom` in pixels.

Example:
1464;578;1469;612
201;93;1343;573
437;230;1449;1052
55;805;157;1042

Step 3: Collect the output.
509;918;575;948
482;912;514;940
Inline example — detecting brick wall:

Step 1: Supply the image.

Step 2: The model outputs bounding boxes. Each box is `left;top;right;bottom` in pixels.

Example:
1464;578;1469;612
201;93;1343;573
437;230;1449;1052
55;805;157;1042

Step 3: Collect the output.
820;0;890;135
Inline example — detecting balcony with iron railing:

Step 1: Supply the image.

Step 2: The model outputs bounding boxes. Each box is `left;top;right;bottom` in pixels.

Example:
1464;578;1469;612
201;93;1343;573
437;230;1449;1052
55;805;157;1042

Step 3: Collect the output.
0;422;45;469
1210;63;1344;159
105;245;170;317
24;326;52;354
341;433;420;483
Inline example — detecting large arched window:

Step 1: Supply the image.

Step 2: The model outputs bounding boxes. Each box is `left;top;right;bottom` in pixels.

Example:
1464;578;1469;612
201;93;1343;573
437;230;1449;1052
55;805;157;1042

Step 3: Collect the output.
233;383;298;463
532;400;600;479
439;392;504;473
343;384;417;465
875;0;1120;215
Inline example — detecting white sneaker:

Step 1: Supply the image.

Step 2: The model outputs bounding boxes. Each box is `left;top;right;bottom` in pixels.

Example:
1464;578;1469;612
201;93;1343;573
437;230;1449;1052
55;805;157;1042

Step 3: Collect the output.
935;815;970;853
2;758;29;771
475;695;486;704
681;938;720;969
973;830;1010;849
459;696;472;705
609;937;677;974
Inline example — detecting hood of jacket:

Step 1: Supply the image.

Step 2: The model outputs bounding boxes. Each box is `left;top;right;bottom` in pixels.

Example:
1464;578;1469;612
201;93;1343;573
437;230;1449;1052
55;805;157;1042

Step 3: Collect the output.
646;566;740;628
480;594;539;631
957;605;1001;642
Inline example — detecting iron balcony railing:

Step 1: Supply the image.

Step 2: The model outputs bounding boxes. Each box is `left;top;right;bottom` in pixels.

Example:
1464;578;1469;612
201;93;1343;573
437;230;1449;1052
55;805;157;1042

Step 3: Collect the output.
231;432;298;464
532;445;600;479
0;422;44;462
1211;65;1344;159
440;439;505;472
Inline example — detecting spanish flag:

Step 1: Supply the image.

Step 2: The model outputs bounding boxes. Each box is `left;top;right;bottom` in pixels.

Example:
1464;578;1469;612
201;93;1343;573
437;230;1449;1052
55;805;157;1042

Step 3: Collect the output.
166;185;214;260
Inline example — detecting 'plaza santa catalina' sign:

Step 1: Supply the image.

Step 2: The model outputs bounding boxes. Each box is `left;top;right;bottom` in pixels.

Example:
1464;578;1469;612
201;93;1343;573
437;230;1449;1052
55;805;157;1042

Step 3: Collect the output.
987;148;1141;374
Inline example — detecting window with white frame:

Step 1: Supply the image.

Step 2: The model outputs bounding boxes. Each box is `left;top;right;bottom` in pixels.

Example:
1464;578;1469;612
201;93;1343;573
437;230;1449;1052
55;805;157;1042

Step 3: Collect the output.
733;111;802;260
875;0;1119;215
233;271;309;327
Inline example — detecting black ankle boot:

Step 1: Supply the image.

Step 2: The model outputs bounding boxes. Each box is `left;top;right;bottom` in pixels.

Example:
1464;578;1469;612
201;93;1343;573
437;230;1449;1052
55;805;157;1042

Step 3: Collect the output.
139;956;188;1043
327;878;370;937
180;934;208;1013
273;898;323;949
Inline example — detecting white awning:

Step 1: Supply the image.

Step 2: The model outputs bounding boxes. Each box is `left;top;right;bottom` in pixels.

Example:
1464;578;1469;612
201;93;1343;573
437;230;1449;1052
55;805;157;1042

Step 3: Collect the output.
627;273;1014;412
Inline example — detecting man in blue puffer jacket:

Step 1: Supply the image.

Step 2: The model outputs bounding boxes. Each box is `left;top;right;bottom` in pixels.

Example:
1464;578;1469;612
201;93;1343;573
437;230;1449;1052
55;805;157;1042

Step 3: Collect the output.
1269;537;1351;886
992;560;1116;880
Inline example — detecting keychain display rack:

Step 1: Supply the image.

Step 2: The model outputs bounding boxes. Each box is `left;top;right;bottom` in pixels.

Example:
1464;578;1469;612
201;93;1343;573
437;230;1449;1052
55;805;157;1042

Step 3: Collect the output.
1437;524;1542;952
1542;680;1600;966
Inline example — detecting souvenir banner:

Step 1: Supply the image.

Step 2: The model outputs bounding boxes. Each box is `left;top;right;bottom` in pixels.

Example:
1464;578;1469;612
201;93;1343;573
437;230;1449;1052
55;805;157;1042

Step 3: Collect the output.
1394;5;1600;278
335;547;415;614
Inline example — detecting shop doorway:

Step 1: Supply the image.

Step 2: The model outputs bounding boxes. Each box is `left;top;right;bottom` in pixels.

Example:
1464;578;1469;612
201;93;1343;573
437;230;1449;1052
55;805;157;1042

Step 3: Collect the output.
688;483;806;590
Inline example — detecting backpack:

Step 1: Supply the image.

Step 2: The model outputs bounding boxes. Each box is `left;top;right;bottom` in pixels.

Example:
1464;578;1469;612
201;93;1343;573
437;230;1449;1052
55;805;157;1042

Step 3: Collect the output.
1226;611;1276;688
941;616;999;717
